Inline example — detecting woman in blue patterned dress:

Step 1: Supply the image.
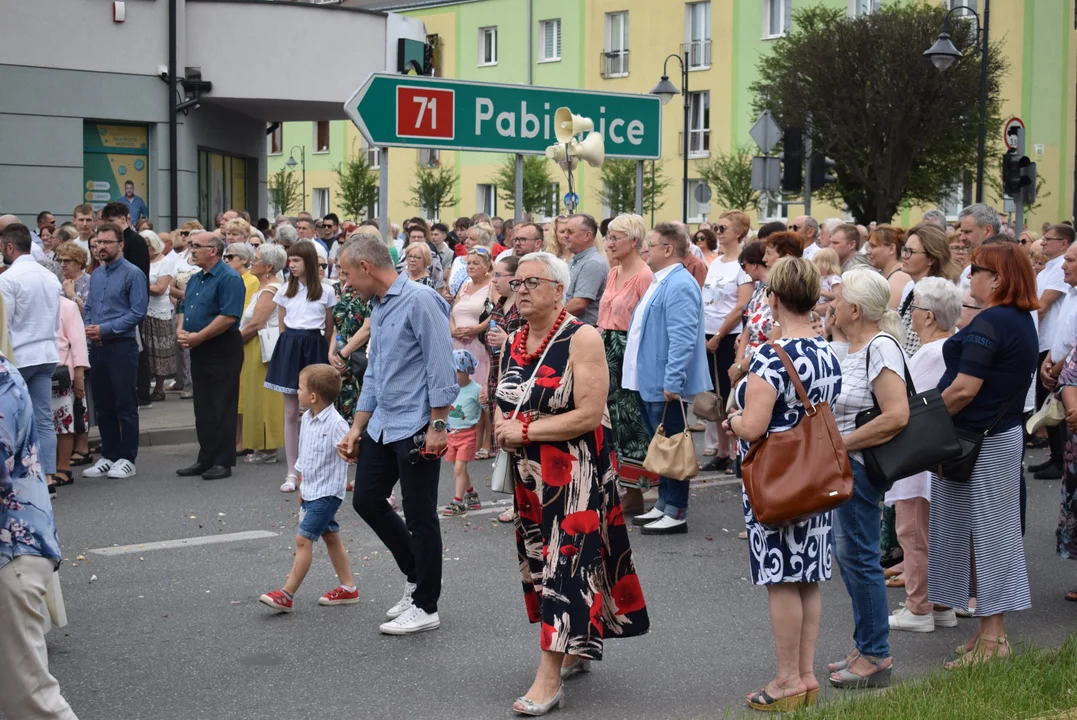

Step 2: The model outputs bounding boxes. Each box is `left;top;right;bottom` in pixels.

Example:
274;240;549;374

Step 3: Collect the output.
725;257;842;713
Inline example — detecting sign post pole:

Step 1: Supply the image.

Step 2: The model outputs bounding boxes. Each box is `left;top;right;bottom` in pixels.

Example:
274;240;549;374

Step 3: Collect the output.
514;154;524;222
635;160;645;215
378;149;389;241
1015;127;1025;237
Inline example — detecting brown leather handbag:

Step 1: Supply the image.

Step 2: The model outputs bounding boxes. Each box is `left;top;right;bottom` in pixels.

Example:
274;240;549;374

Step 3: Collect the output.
741;342;853;528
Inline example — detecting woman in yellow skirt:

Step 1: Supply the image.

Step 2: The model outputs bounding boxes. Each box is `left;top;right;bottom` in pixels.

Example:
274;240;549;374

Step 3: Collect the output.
237;244;285;464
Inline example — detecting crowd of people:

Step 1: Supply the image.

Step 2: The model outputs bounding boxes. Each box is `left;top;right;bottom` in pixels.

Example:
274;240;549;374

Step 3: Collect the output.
3;195;1077;718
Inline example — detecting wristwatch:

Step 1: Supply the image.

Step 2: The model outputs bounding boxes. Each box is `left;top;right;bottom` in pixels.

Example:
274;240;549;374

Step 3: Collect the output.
431;419;448;432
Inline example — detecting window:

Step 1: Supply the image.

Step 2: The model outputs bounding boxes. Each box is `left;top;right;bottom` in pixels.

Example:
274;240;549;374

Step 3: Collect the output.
365;188;379;222
427;33;441;77
759;193;784;222
534;182;561;221
268;124;282;155
314;121;330;153
198;149;248;230
939;182;968;221
948;0;976;9
479;26;498;66
477;184;497;216
684;1;711;70
687;179;707;223
539;19;561;62
312;188;329;218
603;11;629;77
362;137;380;169
763;0;789;39
850;0;881;16
686;91;710;158
419;148;440;167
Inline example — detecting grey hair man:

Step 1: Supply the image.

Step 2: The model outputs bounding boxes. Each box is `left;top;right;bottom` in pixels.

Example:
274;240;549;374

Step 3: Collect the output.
921;209;948;230
791;215;821;259
564;213;607;325
276;223;298;249
957;203;1002;287
820;217;843;246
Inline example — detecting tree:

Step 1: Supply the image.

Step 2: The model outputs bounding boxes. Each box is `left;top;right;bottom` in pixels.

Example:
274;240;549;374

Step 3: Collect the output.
750;4;1006;224
598;159;670;216
268;167;301;216
408;162;458;220
695;144;760;212
334;143;379;221
493;155;553;216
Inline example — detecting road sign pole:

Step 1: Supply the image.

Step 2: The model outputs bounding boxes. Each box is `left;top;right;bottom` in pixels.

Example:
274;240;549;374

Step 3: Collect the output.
378;148;389;241
1015;127;1025;237
635;160;644;215
803;113;813;216
514;154;524;222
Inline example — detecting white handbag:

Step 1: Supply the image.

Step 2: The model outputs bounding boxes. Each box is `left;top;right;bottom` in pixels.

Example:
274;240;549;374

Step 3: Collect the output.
258;326;280;364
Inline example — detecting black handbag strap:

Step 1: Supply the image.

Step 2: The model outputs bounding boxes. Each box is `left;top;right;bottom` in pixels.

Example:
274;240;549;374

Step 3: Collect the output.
862;334;915;403
979;373;1033;438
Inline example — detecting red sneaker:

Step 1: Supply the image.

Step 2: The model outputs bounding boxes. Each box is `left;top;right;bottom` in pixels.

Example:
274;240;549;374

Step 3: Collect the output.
319;586;360;606
259;590;293;613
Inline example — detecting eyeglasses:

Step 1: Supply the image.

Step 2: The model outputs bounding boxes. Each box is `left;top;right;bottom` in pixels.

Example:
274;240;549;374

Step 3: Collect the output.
189;243;212;250
909;304;930;312
1044;235;1067;243
900;247;925;258
493;271;514;279
508;277;561;292
58;258;78;265
694;235;705;241
949;244;969;253
96;239;120;246
406;433;446;464
406;254;424;261
969;263;993;275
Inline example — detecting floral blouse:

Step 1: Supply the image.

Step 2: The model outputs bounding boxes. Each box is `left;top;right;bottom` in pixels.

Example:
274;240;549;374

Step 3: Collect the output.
743;283;773;353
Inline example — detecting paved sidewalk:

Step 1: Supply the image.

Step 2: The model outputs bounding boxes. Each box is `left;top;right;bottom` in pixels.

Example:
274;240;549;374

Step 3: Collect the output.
89;389;198;447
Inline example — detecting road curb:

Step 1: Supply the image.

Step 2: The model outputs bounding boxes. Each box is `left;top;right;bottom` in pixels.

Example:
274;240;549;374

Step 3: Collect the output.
90;426;198;448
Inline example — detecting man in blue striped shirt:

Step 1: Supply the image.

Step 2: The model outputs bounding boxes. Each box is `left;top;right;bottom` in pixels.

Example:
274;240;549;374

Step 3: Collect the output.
337;234;457;636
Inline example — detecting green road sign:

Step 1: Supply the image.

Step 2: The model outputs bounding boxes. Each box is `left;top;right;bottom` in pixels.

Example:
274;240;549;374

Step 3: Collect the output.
344;73;662;160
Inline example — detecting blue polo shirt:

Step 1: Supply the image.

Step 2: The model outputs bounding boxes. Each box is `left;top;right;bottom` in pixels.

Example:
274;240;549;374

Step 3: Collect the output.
180;259;246;333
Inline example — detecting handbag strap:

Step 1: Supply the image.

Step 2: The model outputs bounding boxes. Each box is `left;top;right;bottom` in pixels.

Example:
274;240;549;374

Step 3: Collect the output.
658;397;691;429
765;342;817;414
981;373;1033;437
863;334;915;397
507;315;573;420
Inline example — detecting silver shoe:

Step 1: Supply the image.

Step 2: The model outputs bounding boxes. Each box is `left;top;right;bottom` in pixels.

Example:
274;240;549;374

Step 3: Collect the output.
559;658;591;680
513;686;564;716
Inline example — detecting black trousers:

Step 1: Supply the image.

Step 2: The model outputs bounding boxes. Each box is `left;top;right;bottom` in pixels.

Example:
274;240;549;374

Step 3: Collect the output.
190;329;243;468
137;321;152;404
1035;350;1065;465
353;430;442;614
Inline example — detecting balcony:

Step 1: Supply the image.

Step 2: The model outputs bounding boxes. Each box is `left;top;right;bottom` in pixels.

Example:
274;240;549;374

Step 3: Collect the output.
682;39;711;70
678;129;711;159
600;50;630;78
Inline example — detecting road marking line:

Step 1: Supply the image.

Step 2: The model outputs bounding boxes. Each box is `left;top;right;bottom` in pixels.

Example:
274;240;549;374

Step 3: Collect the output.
89;530;279;556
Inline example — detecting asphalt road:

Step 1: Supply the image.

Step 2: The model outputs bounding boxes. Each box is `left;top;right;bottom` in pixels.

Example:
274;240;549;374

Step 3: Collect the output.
35;443;1077;720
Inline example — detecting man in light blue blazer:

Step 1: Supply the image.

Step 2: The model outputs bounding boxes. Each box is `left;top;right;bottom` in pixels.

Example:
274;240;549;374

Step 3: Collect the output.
622;222;712;535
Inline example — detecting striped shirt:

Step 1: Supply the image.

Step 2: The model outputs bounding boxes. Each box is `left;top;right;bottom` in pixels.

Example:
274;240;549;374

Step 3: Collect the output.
294;404;351;501
356;272;458;443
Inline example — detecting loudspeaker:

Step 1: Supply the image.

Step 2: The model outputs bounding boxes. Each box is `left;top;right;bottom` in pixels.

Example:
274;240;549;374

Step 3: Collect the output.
554;107;594;143
574;132;605;168
545;143;578;171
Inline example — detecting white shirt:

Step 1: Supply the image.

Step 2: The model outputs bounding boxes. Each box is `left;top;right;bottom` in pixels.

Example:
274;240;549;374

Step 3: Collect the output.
1051;285;1077;363
1038;255;1069;352
832;332;908;465
701;257;751;335
495;248;514;263
884;338;946;505
241;282;281;330
294;404;351;501
274;282;335;330
0;254;61;367
73;238;90;253
622;263;679;392
147;255;176;320
802;242;820;262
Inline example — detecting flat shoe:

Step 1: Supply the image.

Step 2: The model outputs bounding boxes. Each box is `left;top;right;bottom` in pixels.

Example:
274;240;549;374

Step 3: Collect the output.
885;575;906;587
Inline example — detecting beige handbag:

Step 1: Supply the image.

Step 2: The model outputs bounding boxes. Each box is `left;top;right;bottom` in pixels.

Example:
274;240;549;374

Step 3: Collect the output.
691;352;723;422
643;401;700;481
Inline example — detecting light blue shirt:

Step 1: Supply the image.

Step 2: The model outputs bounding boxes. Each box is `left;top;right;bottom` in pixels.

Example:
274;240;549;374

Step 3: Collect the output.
121;194;149;224
448;381;484;431
84;256;148;339
357;273;458;443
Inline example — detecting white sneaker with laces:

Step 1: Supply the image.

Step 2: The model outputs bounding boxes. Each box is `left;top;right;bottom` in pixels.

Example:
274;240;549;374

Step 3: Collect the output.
83;458;114;478
107;459;137;479
385;581;417;619
889;606;934;632
933;607;958;628
379;604;440;635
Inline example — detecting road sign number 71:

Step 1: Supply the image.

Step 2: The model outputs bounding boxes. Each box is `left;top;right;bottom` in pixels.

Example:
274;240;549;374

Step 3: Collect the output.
397;86;455;141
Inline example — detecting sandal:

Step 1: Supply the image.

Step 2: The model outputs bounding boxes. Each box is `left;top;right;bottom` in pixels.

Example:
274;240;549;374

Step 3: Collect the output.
70;451;93;467
703;448;718;456
885;575;906;588
151;390;166;403
746;686;807;712
475;448;491;460
829;654;892;689
280;475;298;493
827;649;859;673
498;509;514;523
946;635;1011;670
53;469;74;487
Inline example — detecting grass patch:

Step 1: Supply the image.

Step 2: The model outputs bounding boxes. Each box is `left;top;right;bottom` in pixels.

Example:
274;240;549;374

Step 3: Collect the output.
790;634;1077;720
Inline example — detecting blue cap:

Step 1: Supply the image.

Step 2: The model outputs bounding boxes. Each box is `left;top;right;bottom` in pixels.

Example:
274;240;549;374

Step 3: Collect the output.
453;349;477;376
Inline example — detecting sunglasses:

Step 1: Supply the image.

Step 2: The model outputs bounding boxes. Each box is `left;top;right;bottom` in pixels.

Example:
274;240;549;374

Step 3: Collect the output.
716;225;728;234
790;224;801;231
407;433;447;464
179;231;191;237
969;263;993;275
318;262;328;270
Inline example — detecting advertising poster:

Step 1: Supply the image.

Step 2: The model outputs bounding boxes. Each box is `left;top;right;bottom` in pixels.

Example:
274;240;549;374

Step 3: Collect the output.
83;123;149;212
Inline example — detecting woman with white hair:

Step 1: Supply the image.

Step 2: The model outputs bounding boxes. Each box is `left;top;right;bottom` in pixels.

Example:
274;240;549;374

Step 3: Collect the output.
826;268;911;689
224;241;259;309
143;229;177;403
885;277;962;633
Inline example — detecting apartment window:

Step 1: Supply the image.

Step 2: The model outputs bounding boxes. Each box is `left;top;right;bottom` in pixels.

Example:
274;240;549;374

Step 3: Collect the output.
687;91;710;158
949;0;977;9
268;124;282;155
365;188;379;221
539;19;561;62
477;184;497;216
940;182;968;221
687;179;707;223
850;0;881;16
419;148;440;167
759;193;783;222
763;0;789;39
312;188;329;217
684;1;711;70
479;26;498;66
314;121;330;153
362;138;380;169
603;12;629;78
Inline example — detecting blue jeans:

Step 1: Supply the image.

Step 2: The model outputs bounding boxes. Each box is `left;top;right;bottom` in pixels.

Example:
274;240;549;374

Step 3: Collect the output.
299;496;343;541
88;339;140;462
638;398;689;519
19;363;57;475
833;458;890;658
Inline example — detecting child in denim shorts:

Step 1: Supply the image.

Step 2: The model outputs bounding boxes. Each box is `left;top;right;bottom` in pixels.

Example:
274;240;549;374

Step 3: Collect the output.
441;349;486;516
260;364;358;613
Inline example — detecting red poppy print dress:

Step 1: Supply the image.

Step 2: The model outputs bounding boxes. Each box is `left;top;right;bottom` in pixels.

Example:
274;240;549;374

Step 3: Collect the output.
496;318;650;660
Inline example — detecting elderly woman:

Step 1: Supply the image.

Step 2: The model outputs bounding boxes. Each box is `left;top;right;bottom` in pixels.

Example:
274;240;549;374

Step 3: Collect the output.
493;251;649;715
826;268;912;688
595;214;656;515
898;224;959;357
723;257;842;711
403;241;437;288
329;234;373;425
143;230;177;403
237;244;286;465
49;271;91;491
224;242;259;307
883;277;963;632
56;240;90;316
449;223;495;296
932;243;1038;667
398;222;444;288
452;248;494;456
865;225;911;310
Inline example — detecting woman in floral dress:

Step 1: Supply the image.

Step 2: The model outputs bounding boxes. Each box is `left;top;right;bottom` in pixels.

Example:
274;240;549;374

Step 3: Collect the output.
1057;347;1077;601
330;275;371;423
495;252;649;716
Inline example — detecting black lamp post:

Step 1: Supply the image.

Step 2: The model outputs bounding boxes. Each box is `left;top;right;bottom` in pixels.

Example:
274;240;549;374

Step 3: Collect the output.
285;145;307;212
651;52;690;223
924;1;990;203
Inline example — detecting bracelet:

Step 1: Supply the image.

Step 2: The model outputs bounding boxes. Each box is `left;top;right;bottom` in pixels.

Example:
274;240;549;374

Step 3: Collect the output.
521;415;532;445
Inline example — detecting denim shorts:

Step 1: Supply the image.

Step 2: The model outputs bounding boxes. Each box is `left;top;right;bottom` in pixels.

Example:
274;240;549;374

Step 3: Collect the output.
298;496;342;541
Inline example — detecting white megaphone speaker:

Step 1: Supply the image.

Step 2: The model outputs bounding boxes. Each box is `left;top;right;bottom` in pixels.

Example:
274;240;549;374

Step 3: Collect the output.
554;107;594;143
545;143;578;171
572;132;605;168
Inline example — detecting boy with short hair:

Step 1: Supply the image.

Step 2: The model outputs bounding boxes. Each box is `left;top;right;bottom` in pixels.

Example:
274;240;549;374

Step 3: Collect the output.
260;364;358;612
441;350;485;516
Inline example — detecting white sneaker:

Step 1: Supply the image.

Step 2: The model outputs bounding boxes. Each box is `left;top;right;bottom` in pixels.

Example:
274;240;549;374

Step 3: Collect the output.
630;507;665;526
379;604;440;635
107;459;137;479
385;581;417;619
933;608;958;628
640;515;689;535
889;606;934;633
82;458;114;478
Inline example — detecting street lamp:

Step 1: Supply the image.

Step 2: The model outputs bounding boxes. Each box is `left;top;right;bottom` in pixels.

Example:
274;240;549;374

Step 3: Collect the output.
285;145;307;212
651;51;690;223
924;1;989;203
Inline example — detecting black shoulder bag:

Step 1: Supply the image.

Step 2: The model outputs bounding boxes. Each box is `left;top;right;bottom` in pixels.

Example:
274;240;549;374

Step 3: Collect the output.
935;375;1031;483
854;335;962;492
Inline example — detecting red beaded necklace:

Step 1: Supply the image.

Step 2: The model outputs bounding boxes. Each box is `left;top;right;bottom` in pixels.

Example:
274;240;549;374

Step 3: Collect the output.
513;308;568;364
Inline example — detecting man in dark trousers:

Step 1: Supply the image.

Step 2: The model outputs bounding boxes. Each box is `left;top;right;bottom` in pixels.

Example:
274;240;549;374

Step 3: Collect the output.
101;202;152;406
175;231;245;480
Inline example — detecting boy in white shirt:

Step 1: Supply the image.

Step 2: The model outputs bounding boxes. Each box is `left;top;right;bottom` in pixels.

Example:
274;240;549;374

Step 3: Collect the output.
260;364;357;612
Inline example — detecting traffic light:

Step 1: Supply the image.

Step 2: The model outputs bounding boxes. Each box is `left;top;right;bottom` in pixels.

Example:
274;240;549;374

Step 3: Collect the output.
809;154;837;189
780;128;803;194
1021;158;1037;204
1002;151;1022;197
